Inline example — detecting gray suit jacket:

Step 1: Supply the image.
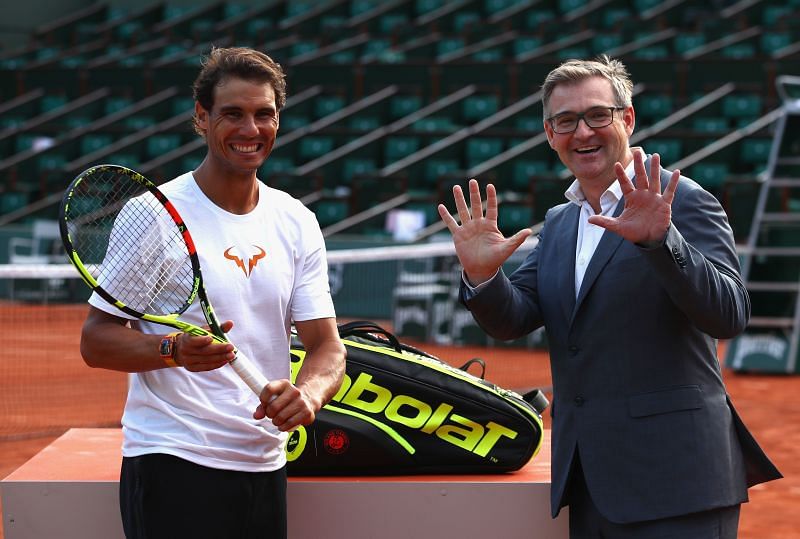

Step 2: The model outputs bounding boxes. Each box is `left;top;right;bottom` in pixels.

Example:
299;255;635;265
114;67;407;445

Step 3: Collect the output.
462;162;781;523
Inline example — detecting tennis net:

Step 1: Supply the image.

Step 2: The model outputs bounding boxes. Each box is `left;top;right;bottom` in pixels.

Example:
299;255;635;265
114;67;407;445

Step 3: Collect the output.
0;238;540;439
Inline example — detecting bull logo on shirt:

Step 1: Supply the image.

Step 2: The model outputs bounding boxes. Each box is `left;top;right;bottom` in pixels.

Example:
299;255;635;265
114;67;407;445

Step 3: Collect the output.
223;245;266;277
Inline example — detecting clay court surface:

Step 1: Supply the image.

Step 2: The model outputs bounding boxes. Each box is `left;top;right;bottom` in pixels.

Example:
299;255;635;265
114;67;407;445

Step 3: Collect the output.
1;304;798;538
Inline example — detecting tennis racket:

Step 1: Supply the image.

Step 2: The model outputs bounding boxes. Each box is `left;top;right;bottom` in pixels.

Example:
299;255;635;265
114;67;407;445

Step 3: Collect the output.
59;164;269;396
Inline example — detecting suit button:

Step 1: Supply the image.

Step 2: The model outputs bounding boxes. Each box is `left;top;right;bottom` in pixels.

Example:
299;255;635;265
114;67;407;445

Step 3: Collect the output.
574;396;584;406
568;345;580;355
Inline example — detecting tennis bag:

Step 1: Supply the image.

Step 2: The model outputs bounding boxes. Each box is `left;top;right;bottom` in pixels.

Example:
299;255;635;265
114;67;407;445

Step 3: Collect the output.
286;321;548;475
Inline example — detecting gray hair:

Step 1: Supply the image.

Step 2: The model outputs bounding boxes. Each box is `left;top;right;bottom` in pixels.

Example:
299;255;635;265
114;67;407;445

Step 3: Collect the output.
541;55;633;118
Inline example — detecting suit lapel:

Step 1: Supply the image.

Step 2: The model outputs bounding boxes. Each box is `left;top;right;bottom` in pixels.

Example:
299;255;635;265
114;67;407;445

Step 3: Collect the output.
571;197;625;324
556;205;580;321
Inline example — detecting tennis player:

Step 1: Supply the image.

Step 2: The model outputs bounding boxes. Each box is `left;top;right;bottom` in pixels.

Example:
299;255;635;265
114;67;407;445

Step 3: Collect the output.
79;47;345;539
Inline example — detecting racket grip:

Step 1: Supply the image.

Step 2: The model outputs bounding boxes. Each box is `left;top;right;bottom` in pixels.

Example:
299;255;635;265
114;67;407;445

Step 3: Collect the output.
229;349;269;397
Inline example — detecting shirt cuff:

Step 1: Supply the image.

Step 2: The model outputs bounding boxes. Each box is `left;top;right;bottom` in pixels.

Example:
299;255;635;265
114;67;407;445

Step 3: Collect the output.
462;269;499;292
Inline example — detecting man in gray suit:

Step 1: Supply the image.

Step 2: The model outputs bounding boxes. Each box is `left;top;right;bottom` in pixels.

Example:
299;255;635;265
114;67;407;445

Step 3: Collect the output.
438;55;781;538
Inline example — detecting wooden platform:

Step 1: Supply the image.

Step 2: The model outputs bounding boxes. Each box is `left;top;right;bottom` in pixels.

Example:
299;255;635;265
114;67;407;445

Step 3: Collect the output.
2;428;566;539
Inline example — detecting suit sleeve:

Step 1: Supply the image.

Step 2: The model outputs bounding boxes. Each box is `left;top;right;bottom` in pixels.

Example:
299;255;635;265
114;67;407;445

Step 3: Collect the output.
639;179;750;339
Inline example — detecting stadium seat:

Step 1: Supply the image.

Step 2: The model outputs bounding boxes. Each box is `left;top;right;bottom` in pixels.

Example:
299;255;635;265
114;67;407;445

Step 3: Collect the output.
465;138;503;168
341;158;377;183
80;134;113;155
722;94;762;119
298;137;334;160
260;157;294;177
0;191;30;214
39;95;67;113
498;203;533;235
146;134;182;159
691;163;729;190
349;116;380;132
636;94;673;120
314;199;349;227
693;117;729;133
511;161;550;192
424;159;460;181
674;33;705;55
462;95;499;122
646;139;682;165
741;138;772;165
314;96;345;118
390;96;423;119
384;137;420;162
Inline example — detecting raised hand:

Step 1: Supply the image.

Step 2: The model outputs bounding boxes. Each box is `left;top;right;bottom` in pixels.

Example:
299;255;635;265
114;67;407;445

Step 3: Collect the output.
588;150;679;245
438;178;532;285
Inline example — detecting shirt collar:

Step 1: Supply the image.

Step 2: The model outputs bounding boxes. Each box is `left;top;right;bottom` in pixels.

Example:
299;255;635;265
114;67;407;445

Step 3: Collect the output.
563;153;638;208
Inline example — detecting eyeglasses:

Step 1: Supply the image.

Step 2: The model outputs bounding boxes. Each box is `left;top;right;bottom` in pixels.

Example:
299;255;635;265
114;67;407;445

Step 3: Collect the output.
547;106;626;134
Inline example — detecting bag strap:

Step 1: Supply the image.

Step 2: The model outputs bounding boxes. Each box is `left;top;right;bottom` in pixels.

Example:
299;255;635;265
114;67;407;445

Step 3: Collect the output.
457;357;486;379
337;320;403;353
522;388;550;415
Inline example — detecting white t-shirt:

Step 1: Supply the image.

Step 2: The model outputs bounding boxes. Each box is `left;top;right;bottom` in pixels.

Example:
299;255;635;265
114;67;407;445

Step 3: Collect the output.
88;172;336;472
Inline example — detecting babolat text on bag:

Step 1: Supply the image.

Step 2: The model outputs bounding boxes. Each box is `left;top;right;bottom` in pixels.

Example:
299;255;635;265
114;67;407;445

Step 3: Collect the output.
286;321;547;475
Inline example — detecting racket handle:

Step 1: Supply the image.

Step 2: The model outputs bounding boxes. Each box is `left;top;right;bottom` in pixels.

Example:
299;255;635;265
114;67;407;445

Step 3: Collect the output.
229;349;269;397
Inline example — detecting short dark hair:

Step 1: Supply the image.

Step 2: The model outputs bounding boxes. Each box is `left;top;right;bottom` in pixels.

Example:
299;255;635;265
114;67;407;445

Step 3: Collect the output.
191;46;287;137
541;54;633;119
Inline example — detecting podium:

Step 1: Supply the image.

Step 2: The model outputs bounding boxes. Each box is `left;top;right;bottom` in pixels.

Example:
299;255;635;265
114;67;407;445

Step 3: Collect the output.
2;428;567;539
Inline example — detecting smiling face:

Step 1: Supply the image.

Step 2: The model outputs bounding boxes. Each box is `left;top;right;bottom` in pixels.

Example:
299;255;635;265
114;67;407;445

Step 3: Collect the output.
195;76;279;178
544;76;634;191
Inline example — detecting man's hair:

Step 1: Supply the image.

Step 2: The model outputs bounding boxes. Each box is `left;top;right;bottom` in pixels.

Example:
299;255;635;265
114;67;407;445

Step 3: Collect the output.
191;46;287;137
541;55;633;118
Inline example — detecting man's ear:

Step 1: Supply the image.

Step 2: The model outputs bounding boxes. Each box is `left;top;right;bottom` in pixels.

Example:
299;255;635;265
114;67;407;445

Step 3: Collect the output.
195;101;208;130
543;120;555;149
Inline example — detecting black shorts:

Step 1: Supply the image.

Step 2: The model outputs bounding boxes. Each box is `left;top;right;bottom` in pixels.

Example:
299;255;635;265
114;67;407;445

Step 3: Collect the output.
120;453;287;539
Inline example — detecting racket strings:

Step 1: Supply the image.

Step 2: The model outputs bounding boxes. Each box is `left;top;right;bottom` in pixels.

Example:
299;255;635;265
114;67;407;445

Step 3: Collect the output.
66;168;196;316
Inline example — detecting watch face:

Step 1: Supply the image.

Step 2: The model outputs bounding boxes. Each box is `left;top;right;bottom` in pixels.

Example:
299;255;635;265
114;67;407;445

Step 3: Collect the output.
159;336;173;357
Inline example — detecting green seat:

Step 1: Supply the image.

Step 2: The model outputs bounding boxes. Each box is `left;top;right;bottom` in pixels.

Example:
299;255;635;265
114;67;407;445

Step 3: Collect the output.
390;96;422;119
515;116;542;132
40;95;67;113
350;0;378;16
498;203;533;235
674;33;705;55
558;46;590;60
125;116;157;130
693;117;729;133
298;137;334;160
722;95;762;118
291;41;318;58
558;0;586;13
342;158;377;183
280;116;310;131
349;116;380;132
245;19;272;39
146;134;182;158
634;45;669;59
104;97;133;115
637;94;672;119
761;33;791;54
37;153;67;172
485;0;514;13
314;199;349;227
741;139;772;164
424;159;460;181
80;134;112;155
384;137;420;161
380;14;408;33
721;44;755;59
465;138;503;167
436;38;465;58
514;37;542;57
14;134;38;153
462;95;499;122
315;96;345;118
473;48;503;62
412;117;456;133
66;116;92;129
260;157;294;176
452;11;480;31
415;0;444;15
525;10;556;28
0;191;30;214
593;34;623;53
107;153;139;169
647;139;682;165
0;115;25;129
691;163;728;189
512;161;550;191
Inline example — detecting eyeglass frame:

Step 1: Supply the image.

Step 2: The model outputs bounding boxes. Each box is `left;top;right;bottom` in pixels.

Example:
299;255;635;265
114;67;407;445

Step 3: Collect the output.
546;106;627;134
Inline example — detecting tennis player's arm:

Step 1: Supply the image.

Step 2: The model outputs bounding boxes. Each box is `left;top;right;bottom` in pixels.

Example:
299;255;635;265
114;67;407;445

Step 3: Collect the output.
80;306;233;372
292;317;346;410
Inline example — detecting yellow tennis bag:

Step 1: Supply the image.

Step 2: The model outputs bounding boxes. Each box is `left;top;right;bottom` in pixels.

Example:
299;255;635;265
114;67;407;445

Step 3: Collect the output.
286;321;547;475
